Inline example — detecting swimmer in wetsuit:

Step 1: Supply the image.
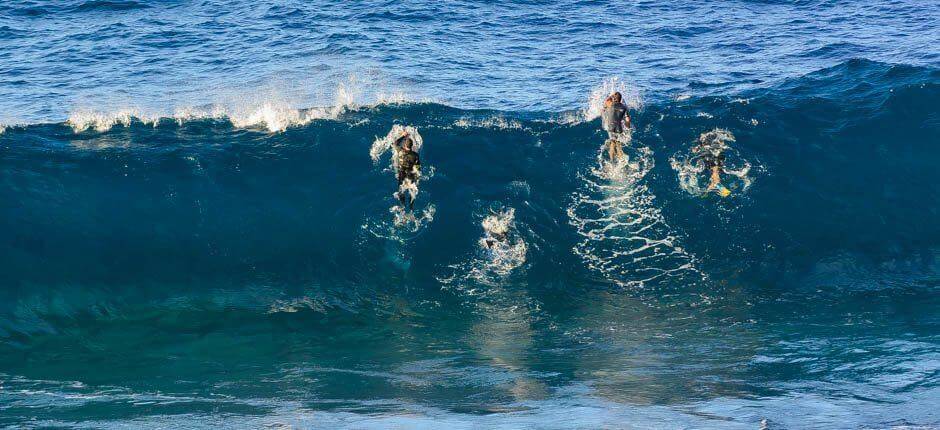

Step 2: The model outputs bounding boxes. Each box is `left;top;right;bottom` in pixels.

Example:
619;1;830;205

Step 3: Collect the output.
693;133;726;191
393;132;421;210
601;92;632;161
482;230;509;250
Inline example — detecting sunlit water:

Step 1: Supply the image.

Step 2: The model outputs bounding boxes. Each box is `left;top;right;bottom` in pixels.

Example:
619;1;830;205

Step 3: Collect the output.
1;1;939;429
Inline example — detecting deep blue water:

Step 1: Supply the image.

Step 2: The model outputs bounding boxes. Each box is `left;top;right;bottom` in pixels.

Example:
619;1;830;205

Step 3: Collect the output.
1;1;939;429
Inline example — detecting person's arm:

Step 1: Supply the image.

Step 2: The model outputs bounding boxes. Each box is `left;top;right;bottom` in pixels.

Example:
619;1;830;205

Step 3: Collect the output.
623;112;632;131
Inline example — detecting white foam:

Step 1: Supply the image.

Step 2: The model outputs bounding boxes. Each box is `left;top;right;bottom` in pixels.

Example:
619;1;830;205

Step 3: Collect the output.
580;77;643;124
64;76;418;133
66;108;158;132
568;140;701;288
0;118;15;134
478;209;528;276
481;208;514;238
453;116;524;130
391;204;436;231
670;128;754;196
440;207;528;286
370;125;424;165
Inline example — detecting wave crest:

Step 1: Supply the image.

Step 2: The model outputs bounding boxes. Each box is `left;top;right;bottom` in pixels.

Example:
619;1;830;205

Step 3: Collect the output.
65;77;419;133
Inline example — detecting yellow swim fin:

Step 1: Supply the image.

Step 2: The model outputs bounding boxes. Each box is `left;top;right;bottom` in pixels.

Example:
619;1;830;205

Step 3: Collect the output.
716;184;731;197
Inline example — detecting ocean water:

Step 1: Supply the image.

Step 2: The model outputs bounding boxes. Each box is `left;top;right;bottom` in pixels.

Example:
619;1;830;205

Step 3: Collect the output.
1;1;939;429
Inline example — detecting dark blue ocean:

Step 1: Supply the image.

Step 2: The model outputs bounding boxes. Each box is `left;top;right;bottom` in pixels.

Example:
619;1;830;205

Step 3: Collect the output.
2;1;939;428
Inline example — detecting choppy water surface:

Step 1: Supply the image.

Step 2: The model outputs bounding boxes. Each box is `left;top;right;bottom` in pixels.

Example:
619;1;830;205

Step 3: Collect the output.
1;0;937;122
1;1;939;429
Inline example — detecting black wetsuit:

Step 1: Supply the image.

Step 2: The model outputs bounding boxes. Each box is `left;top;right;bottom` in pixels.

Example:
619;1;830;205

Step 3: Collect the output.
698;145;725;170
602;102;628;134
397;150;420;185
483;232;508;250
393;137;420;210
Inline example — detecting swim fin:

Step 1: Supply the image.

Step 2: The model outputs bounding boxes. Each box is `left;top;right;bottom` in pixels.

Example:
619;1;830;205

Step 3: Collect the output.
716;184;731;197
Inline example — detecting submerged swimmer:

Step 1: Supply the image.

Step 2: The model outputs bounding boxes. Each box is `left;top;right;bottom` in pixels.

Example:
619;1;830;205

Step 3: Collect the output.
601;92;632;161
480;209;513;250
393;132;421;210
693;133;729;195
482;230;509;250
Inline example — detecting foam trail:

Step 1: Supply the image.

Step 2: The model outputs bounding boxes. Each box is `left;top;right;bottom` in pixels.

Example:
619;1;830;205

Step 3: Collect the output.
478;208;527;275
568;142;700;288
439;207;527;287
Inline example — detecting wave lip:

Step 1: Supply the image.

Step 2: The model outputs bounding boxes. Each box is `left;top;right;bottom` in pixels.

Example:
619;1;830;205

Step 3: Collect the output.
61;77;422;133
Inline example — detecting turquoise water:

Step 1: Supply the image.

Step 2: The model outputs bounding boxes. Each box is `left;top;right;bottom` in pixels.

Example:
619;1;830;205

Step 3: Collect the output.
1;1;939;429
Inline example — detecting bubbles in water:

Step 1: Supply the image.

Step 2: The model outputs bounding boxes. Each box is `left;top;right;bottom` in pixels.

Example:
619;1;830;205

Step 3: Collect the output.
440;207;528;287
453;116;525;130
569;138;701;288
591;134;654;183
391;205;437;232
362;205;437;244
477;208;528;276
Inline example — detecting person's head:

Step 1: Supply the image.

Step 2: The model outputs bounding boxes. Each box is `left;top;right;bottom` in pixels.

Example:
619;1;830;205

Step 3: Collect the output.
402;137;414;151
699;133;718;146
611;92;622;103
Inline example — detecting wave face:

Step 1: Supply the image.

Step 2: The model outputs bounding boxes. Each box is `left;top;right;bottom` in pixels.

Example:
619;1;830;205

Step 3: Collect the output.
1;60;939;428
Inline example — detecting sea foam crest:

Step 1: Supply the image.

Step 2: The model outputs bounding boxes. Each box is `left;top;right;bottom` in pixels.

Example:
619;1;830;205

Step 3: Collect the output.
66;78;414;133
67;108;158;133
453;116;524;130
